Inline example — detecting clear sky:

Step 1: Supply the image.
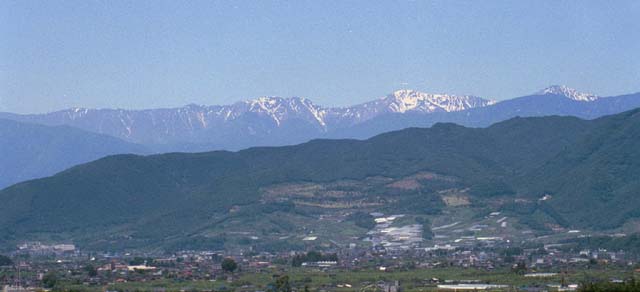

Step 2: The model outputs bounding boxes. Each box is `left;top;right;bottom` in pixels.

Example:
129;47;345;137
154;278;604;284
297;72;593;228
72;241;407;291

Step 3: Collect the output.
1;0;639;113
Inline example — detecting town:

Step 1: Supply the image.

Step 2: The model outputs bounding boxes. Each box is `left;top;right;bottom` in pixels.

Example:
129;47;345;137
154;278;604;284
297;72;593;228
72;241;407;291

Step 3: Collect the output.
2;227;639;292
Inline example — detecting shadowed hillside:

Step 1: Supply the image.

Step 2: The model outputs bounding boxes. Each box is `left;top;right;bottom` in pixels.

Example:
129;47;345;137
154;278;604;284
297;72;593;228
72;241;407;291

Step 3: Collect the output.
1;109;638;250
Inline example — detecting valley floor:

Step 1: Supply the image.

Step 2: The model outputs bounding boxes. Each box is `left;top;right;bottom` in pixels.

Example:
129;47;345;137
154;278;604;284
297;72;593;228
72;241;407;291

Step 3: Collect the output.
38;266;640;292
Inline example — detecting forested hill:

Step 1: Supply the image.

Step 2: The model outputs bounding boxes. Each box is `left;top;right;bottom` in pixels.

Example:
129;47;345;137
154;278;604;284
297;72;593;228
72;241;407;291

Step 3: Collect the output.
1;108;638;249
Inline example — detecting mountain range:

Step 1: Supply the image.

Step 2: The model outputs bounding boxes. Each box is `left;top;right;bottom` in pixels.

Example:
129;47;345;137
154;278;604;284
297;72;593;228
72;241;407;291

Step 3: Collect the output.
1;85;638;190
1;108;638;251
335;89;640;140
0;89;495;151
3;85;638;152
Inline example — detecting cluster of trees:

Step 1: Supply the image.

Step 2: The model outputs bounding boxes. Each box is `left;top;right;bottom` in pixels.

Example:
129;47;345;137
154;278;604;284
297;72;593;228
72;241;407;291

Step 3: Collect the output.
128;257;154;265
291;251;338;267
84;264;98;277
266;275;292;292
501;247;523;263
564;234;640;255
349;212;375;229
42;271;58;288
0;254;13;266
414;217;433;240
579;279;640;292
221;258;238;273
166;236;225;252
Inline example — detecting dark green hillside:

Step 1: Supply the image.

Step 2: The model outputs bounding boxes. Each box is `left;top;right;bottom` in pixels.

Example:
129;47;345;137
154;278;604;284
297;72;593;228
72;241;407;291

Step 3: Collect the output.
523;109;640;229
1;109;639;250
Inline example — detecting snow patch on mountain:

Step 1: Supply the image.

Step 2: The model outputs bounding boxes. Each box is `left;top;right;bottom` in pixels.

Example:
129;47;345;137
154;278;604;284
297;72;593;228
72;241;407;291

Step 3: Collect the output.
537;85;599;102
7;90;495;145
384;89;496;113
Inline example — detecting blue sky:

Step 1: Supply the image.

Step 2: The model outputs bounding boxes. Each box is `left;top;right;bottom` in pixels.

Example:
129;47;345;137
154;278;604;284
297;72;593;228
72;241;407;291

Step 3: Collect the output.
1;0;639;113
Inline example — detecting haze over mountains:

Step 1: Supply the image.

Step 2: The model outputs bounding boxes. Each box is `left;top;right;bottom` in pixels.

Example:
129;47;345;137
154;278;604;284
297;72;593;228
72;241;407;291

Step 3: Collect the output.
0;89;495;151
0;85;638;189
3;85;638;152
1;108;638;251
0;119;148;189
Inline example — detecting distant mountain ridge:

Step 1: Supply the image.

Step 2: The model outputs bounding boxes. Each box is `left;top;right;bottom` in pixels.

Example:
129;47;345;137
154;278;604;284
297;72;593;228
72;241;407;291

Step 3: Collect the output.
0;119;148;189
0;86;638;151
0;90;494;150
328;87;640;139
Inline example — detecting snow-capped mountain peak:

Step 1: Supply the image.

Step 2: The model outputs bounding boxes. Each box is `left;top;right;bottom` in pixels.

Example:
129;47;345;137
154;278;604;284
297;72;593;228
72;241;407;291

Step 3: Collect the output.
537;85;599;102
382;89;495;113
6;86;637;153
239;96;327;127
11;89;496;145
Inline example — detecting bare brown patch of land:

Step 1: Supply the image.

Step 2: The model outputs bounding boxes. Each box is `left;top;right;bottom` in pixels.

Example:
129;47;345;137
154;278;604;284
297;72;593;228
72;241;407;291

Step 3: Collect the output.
439;188;471;206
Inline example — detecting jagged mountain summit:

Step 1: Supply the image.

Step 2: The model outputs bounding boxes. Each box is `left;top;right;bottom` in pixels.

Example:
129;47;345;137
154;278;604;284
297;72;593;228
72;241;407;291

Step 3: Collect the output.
536;85;600;101
375;89;496;113
235;96;328;128
0;86;638;152
332;90;495;125
0;90;494;149
331;85;640;137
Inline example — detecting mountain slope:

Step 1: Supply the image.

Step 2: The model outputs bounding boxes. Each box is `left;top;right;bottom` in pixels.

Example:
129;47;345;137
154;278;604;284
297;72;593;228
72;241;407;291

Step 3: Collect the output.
0;119;149;189
521;109;640;228
1;109;638;250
